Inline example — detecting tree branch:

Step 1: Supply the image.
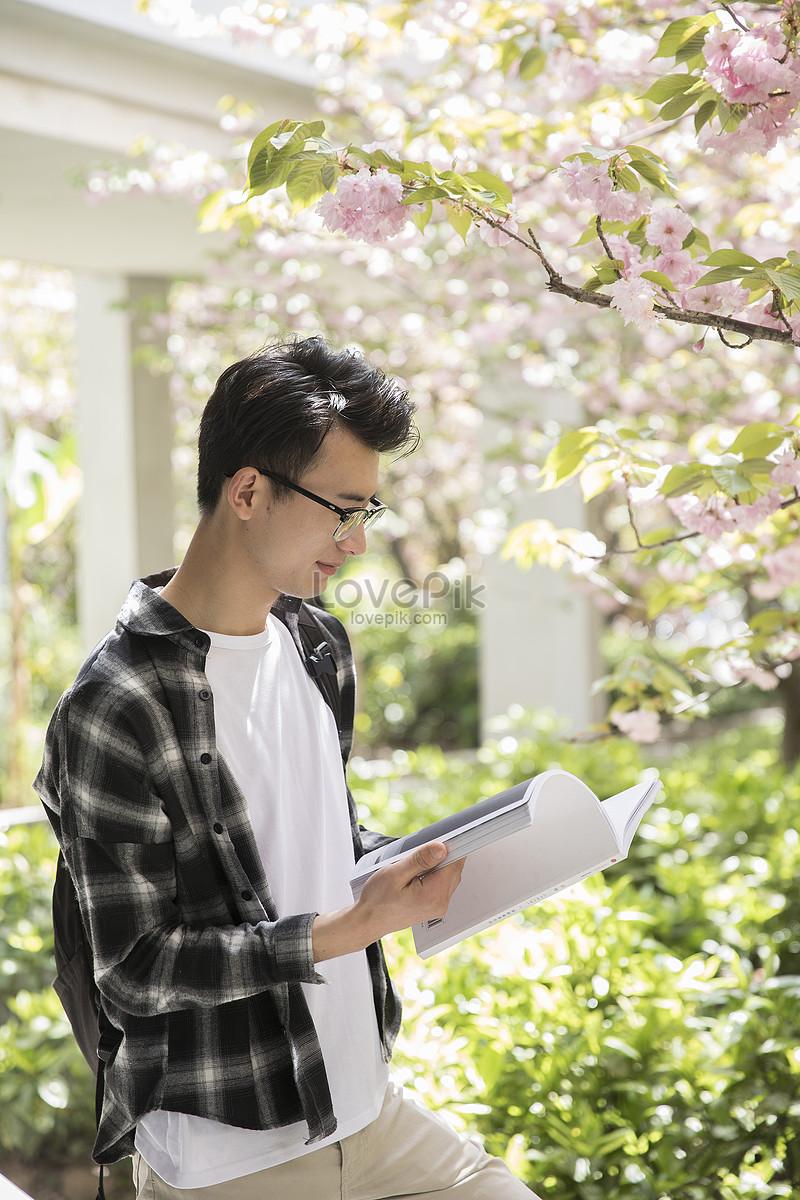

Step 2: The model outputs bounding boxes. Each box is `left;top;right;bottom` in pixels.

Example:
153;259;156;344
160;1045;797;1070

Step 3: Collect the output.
524;228;800;347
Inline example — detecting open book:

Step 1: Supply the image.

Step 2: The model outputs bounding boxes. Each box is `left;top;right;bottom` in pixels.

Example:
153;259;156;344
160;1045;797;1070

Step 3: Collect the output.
350;769;662;958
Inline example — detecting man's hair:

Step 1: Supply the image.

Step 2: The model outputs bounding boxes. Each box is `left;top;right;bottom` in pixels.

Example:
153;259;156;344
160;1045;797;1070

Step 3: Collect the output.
196;336;419;514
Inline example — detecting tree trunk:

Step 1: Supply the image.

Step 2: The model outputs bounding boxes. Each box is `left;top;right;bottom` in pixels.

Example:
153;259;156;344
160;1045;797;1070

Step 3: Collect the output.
779;663;800;769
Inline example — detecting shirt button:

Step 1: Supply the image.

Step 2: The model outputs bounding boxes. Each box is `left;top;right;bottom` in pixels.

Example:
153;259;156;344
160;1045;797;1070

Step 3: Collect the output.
200;752;212;764
241;890;253;902
213;822;224;834
194;636;205;648
199;690;211;701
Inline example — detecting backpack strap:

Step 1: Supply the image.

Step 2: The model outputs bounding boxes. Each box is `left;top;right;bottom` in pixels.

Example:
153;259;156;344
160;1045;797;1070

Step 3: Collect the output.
296;605;342;734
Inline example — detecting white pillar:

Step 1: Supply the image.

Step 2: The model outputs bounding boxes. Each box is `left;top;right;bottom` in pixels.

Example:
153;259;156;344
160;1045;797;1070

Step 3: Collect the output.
479;382;604;736
74;273;174;652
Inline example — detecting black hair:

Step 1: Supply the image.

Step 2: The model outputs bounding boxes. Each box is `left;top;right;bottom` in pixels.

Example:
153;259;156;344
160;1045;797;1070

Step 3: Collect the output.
196;336;419;514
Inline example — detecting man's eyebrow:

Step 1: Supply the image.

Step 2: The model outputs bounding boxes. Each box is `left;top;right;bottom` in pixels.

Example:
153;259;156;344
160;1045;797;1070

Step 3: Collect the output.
336;490;379;505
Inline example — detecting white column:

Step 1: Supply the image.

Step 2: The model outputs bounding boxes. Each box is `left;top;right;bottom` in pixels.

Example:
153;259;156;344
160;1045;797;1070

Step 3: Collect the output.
74;273;174;652
479;381;604;736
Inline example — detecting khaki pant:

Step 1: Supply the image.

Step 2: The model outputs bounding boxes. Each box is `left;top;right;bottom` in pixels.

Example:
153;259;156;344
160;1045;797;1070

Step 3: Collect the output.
132;1081;538;1199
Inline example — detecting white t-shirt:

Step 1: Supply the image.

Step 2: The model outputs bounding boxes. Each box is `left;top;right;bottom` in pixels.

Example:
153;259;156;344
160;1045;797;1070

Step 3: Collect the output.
136;615;388;1188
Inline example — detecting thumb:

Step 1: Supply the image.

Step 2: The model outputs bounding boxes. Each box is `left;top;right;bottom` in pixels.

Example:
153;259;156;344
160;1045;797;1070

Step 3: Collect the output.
414;842;448;871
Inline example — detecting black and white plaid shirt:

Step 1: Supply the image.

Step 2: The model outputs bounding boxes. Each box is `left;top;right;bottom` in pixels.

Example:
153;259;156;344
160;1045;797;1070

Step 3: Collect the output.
35;570;401;1164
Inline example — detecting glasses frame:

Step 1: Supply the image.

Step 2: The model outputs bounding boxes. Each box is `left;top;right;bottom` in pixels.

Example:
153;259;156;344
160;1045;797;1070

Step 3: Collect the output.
255;467;387;542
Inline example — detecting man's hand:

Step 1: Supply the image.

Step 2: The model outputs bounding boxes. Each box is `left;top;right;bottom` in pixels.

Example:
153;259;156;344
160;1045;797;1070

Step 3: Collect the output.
311;842;464;963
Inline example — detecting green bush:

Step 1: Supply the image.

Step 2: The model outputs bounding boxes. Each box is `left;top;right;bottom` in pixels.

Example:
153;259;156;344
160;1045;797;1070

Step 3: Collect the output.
3;718;799;1195
326;563;480;752
0;821;95;1158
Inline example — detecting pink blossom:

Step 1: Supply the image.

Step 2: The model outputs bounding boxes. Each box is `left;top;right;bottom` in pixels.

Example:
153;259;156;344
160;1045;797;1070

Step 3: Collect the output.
770;451;800;488
609;276;657;327
667;493;737;538
728;489;783;531
737;665;780;691
702;25;742;74
698;97;798;155
680;281;749;316
477;215;520;247
611;708;661;743
316;167;407;244
657;559;696;584
703;25;795;106
647;206;693;251
652;249;703;289
558;159;613;208
763;541;800;589
599;187;652;224
605;235;646;277
751;578;782;601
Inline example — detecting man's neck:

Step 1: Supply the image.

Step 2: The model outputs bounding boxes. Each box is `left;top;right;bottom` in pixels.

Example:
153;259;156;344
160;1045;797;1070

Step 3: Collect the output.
160;521;277;636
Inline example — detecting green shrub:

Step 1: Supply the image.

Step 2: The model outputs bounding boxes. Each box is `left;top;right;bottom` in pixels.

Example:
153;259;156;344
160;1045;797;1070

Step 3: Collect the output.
3;719;799;1195
0;821;95;1158
326;566;480;752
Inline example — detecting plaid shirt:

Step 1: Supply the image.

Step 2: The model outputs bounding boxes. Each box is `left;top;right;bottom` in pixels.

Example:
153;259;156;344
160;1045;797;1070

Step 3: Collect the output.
34;570;401;1164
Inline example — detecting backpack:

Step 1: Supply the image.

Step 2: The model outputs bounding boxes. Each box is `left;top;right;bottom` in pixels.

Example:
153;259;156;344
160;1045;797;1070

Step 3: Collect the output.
50;610;341;1195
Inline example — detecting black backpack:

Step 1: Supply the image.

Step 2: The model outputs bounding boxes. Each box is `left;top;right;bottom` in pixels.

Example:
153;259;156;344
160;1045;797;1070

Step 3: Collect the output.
49;613;341;1195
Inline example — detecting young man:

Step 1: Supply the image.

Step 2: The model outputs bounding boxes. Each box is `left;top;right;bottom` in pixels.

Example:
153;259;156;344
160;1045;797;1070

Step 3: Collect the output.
36;338;535;1198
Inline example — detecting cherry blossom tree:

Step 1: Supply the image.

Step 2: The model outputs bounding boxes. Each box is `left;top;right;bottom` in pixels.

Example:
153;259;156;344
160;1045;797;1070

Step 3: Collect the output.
125;0;800;759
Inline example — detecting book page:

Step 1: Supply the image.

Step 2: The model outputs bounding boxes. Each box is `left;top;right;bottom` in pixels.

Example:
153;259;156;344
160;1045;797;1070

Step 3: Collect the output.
599;778;663;853
413;771;618;956
373;778;533;862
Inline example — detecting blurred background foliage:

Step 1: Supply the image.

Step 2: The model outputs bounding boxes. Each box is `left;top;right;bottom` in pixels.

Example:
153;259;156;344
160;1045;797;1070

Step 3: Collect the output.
3;721;799;1197
1;245;798;1195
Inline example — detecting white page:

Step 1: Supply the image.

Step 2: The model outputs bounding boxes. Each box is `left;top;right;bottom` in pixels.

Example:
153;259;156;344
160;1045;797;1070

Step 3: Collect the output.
598;778;662;853
413;770;618;956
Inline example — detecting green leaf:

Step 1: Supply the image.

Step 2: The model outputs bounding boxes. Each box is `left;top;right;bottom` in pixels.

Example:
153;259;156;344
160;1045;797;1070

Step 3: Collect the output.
284;156;335;212
541;427;602;488
750;609;789;634
447;205;473;242
695;97;718;133
627;155;674;194
247;119;295;173
694;265;755;286
462;170;513;204
727;423;787;458
660;91;704;121
739;456;782;479
764;267;800;303
411;201;433;233
580;459;617;501
247;154;293;198
662;462;711;498
500;36;521;74
519;47;547;80
653;14;718;61
642;73;696;104
711;465;752;496
641;270;677;290
676;32;712;66
615;166;640;192
704;249;763;269
401;185;450;204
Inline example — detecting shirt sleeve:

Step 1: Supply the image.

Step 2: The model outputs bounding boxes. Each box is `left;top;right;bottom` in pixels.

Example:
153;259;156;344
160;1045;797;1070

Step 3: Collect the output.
54;690;325;1019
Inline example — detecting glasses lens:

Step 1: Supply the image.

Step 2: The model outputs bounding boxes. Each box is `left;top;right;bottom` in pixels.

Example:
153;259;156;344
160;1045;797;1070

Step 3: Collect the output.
334;511;366;542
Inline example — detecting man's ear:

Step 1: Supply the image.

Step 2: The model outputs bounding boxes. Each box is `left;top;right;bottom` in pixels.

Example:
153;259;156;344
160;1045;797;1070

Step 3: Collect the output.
226;467;263;521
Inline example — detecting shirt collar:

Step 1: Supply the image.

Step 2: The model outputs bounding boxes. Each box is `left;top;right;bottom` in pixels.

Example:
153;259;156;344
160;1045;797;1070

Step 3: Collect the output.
117;569;303;638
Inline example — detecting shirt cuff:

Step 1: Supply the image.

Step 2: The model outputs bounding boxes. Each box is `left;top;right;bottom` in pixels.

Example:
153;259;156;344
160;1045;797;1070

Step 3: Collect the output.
269;911;326;984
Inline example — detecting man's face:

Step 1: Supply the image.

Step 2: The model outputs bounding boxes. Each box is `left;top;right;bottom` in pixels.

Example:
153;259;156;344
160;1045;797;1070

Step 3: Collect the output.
243;424;381;603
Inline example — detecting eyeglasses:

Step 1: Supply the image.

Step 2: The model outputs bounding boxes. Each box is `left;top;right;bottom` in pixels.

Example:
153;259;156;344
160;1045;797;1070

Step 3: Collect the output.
256;468;388;542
